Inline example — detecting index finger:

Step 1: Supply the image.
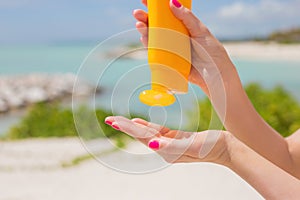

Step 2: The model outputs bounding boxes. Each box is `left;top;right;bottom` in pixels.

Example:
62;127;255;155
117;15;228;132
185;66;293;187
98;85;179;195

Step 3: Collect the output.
132;118;170;134
142;0;147;6
109;116;159;142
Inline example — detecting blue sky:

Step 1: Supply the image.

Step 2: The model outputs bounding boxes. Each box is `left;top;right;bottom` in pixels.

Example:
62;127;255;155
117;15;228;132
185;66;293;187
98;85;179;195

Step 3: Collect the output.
1;0;300;44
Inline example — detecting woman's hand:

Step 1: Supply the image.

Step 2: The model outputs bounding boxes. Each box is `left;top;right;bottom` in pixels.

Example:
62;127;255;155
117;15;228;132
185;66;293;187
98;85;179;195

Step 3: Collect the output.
133;0;237;95
105;116;232;166
105;116;300;199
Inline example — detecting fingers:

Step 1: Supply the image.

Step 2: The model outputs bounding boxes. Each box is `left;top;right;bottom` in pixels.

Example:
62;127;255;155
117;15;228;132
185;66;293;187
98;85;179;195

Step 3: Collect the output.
133;9;148;24
134;1;213;48
142;0;147;7
162;130;193;139
133;10;148;38
148;135;197;156
132;118;193;139
135;22;148;37
140;36;148;47
169;0;210;38
105;117;228;163
105;116;159;144
132;9;148;47
132;118;170;134
104;116;115;126
148;130;224;159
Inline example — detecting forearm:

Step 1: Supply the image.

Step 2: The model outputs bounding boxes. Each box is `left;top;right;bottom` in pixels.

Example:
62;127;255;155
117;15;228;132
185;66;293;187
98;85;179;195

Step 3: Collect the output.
227;137;300;200
207;64;294;173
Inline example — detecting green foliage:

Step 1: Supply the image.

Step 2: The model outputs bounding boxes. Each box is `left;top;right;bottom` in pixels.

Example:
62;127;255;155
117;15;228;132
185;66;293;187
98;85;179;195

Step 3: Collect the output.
250;28;300;43
189;83;300;137
7;102;76;139
5;102;138;142
186;98;224;132
268;28;300;44
61;148;117;168
245;83;300;137
5;83;300;141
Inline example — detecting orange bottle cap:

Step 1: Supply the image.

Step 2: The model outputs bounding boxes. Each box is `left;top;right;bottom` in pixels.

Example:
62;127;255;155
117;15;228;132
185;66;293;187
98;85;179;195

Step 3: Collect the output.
139;89;176;106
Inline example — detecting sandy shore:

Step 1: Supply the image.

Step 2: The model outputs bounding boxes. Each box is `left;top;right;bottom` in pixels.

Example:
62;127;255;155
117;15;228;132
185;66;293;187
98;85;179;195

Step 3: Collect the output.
120;42;300;62
224;42;300;61
0;138;263;200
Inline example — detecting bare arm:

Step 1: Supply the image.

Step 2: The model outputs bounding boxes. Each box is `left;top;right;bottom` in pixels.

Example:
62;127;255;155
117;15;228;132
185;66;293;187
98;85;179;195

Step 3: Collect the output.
169;2;295;174
286;129;300;177
215;67;295;174
228;135;300;200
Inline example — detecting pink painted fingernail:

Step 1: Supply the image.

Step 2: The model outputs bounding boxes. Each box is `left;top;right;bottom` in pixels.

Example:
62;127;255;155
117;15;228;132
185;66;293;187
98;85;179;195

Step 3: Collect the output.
112;124;120;131
149;140;160;150
105;120;113;126
172;0;182;8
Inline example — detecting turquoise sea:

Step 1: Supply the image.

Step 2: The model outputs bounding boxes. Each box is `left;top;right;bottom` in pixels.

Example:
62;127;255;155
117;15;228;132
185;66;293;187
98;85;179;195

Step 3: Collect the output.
0;44;300;134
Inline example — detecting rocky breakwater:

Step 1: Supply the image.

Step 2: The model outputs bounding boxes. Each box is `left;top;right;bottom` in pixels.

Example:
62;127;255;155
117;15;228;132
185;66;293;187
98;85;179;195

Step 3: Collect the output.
0;74;100;113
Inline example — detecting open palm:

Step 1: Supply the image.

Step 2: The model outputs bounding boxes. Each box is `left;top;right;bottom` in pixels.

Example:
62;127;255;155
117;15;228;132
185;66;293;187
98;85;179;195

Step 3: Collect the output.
105;116;231;165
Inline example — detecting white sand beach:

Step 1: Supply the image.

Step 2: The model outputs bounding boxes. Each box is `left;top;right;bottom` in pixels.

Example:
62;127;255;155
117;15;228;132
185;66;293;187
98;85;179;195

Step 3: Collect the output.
224;42;300;61
0;138;263;200
106;42;300;62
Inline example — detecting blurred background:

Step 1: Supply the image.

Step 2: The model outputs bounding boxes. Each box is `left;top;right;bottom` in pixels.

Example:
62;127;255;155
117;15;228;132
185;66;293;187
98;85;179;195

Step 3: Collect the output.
0;0;300;200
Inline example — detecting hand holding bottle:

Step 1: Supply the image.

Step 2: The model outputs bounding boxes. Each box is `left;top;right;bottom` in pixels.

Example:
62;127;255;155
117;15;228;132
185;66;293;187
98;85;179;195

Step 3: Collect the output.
134;0;238;96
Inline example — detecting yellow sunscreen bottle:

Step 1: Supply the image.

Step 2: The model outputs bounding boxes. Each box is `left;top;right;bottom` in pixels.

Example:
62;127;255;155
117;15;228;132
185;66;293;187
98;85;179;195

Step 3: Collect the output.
139;0;192;106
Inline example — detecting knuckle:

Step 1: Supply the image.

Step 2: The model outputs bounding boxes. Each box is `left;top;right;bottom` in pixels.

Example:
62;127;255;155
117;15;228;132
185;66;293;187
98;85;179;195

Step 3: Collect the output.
200;25;210;35
183;9;193;17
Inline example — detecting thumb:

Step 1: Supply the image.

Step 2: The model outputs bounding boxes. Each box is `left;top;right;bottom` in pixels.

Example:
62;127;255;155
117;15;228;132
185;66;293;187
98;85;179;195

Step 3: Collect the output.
169;0;210;38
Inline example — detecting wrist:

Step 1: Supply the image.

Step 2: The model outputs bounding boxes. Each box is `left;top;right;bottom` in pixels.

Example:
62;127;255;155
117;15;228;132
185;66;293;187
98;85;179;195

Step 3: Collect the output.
222;133;245;170
202;61;242;100
225;134;259;175
211;131;239;168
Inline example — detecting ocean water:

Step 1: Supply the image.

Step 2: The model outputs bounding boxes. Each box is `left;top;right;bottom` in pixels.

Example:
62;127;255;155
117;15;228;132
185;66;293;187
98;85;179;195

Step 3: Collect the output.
0;44;300;134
